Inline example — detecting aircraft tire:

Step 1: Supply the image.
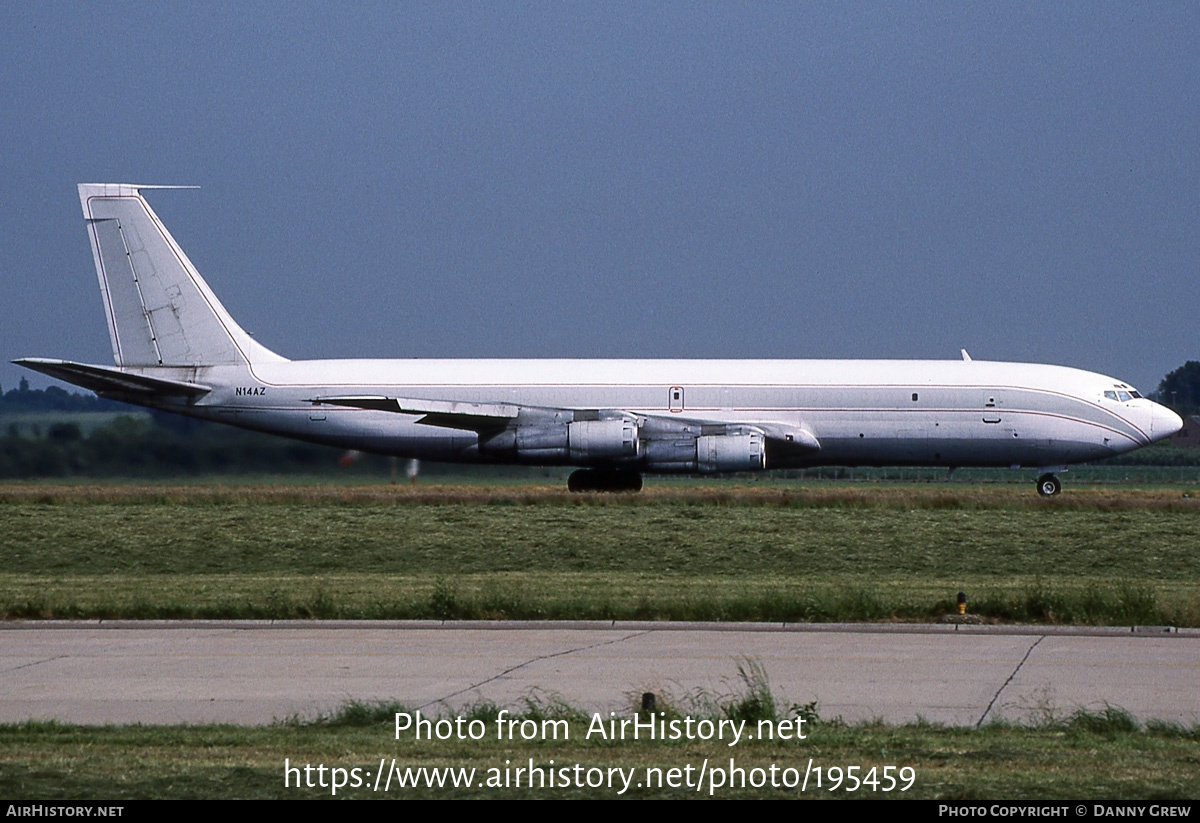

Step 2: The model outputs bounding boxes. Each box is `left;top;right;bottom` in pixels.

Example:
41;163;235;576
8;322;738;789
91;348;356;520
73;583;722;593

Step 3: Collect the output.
615;470;644;492
568;469;643;493
1036;473;1062;497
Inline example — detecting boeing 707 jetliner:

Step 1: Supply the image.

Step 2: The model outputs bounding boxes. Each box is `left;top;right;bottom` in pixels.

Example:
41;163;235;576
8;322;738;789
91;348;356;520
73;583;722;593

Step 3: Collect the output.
14;184;1183;494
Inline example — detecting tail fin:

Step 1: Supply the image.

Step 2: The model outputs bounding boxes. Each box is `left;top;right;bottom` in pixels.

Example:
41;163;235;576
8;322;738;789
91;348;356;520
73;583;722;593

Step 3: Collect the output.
79;184;285;367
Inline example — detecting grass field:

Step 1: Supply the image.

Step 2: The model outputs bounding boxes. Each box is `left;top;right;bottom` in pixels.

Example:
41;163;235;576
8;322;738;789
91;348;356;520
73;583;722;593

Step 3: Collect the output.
2;481;1198;624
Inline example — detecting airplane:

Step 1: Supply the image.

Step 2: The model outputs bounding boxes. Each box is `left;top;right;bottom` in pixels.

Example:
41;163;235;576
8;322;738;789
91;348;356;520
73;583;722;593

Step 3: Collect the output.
14;184;1184;495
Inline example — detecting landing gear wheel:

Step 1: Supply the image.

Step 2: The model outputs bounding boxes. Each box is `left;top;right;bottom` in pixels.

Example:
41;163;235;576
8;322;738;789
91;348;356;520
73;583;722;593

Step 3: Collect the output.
567;469;593;492
1036;473;1062;497
568;469;643;493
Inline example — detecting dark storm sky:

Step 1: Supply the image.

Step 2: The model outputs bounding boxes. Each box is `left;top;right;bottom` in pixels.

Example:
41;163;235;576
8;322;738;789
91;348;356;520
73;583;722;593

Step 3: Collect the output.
2;2;1197;393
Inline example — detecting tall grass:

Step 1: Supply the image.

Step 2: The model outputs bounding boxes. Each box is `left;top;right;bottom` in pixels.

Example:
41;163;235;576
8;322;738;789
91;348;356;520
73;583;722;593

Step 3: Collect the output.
2;482;1197;624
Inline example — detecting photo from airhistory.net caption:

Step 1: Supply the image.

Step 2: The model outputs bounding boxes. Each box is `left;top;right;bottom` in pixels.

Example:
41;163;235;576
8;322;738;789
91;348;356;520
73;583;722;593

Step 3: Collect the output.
281;708;915;796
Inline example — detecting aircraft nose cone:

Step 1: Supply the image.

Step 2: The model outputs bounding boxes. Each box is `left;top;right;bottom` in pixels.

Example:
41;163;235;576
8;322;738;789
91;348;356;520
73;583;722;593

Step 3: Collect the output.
1151;403;1184;440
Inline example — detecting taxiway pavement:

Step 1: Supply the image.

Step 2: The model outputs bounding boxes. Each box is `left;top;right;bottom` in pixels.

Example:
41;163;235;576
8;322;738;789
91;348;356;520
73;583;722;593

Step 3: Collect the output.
1;621;1195;726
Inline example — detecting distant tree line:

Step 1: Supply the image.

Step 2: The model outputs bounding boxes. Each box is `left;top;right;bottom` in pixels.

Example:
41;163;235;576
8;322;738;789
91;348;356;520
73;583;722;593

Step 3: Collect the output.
0;413;385;479
1;378;383;478
1151;361;1200;416
1;377;126;414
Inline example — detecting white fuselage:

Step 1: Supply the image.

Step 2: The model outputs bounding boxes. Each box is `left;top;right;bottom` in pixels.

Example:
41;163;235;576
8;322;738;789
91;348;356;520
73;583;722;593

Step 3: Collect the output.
151;357;1178;471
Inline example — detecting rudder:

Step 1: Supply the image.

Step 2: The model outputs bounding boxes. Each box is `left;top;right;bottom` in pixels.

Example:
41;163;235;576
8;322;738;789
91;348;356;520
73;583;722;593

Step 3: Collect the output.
79;183;284;367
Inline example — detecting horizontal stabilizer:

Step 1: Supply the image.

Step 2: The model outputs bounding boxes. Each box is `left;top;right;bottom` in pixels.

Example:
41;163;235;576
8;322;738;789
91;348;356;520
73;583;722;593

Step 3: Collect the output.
13;358;211;398
312;395;519;432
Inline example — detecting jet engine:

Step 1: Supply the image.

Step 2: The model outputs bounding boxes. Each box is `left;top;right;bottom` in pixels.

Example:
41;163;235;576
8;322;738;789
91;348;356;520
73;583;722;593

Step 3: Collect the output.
642;431;766;473
481;418;640;464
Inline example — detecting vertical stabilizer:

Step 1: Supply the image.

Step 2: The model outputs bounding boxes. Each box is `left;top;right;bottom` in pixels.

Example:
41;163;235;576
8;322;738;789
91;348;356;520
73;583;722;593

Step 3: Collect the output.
79;183;285;367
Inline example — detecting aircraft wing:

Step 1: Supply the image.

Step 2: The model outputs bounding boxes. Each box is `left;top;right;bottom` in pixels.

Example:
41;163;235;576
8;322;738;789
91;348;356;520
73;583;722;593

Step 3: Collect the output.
12;358;212;398
312;394;820;451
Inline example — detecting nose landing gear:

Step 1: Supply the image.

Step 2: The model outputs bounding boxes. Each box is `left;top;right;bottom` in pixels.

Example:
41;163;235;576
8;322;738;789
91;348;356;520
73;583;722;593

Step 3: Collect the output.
1036;473;1062;497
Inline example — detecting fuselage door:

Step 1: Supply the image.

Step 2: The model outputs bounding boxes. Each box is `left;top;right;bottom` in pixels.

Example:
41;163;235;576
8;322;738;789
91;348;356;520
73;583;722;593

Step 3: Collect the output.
983;394;1002;424
669;386;685;413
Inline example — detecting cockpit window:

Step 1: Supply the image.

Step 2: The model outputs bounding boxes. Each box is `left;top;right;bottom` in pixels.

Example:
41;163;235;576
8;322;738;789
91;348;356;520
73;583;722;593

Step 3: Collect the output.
1118;391;1132;402
1104;391;1119;401
1130;390;1142;398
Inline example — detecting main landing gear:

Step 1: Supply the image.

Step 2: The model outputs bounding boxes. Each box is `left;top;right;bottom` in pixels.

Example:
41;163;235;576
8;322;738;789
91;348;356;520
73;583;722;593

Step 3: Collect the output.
1036;473;1062;497
567;468;644;493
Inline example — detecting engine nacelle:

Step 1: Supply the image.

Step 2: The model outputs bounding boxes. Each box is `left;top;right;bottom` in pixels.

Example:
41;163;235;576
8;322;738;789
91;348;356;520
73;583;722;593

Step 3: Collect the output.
569;419;639;461
642;438;699;467
642;432;767;473
696;432;766;472
480;419;639;464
